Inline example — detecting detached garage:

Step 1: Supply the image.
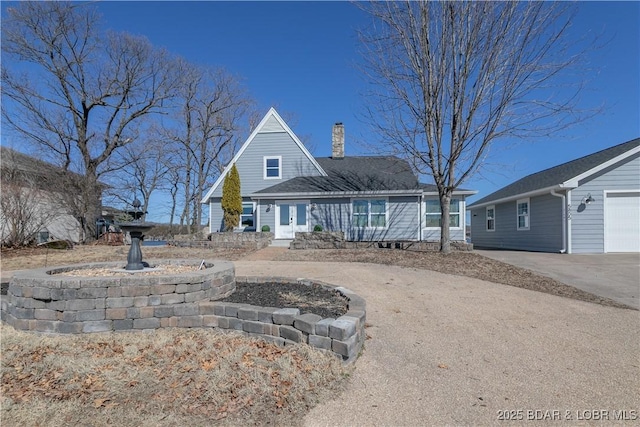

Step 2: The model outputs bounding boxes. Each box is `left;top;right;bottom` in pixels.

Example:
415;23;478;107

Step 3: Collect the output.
468;138;640;254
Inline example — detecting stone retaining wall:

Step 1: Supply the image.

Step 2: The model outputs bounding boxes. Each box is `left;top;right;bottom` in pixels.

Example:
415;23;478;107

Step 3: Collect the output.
213;276;366;364
291;232;473;251
169;232;273;250
0;260;235;334
0;266;367;364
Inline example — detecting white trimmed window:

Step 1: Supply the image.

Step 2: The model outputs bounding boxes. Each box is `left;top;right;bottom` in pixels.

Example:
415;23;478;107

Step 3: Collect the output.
352;199;387;228
240;202;254;228
425;198;462;228
517;198;530;230
264;156;281;179
486;205;495;231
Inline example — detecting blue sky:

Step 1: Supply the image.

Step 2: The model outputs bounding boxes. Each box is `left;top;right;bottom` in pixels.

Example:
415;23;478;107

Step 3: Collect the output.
3;1;639;223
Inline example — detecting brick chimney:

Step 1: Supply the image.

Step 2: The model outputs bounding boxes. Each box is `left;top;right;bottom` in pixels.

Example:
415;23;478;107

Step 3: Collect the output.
332;122;344;159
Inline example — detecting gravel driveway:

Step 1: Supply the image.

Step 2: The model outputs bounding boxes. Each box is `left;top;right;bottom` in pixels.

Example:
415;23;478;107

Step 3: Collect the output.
235;260;640;426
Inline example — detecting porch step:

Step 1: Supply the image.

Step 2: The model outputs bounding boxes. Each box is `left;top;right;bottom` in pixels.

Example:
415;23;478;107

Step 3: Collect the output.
269;239;293;248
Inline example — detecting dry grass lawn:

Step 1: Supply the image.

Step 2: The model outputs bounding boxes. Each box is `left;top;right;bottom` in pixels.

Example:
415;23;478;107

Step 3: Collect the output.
0;242;632;426
0;245;348;426
1;326;346;426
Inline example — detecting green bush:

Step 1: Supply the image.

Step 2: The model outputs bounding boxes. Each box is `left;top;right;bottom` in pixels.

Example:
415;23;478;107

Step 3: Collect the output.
261;225;270;232
313;224;323;232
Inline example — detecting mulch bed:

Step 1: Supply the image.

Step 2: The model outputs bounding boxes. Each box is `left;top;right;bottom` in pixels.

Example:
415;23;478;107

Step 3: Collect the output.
221;282;348;319
274;249;636;310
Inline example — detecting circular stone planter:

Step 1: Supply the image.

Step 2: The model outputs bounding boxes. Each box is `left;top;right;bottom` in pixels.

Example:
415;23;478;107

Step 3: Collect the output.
0;259;235;334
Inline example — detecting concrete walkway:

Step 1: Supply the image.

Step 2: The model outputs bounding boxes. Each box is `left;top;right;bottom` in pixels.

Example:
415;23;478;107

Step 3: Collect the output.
234;260;639;426
475;250;640;309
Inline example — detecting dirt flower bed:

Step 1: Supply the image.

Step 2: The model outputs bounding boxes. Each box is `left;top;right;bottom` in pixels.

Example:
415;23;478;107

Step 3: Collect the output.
223;282;349;319
274;249;634;310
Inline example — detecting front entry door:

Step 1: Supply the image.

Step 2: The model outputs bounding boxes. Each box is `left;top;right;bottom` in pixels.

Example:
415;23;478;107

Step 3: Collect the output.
276;201;309;239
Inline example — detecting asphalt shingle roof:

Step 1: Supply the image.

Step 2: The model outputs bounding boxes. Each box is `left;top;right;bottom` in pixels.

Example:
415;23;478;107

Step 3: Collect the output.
254;155;477;195
254;156;420;194
468;138;640;207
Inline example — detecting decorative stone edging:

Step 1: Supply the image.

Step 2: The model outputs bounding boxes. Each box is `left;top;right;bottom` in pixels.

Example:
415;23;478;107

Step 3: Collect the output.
291;232;473;251
169;232;273;250
214;276;366;364
0;266;367;364
0;260;235;334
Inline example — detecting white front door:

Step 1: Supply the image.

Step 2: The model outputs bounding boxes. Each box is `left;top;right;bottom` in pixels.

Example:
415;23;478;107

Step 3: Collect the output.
275;201;309;239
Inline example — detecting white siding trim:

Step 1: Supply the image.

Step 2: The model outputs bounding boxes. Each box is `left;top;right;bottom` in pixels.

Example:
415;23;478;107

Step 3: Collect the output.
566;190;572;254
255;199;261;230
486;205;496;232
564;145;640;187
200;107;327;203
423;197;464;230
350;197;389;230
516;198;530;231
469;145;640;210
263;156;282;179
209;202;213;233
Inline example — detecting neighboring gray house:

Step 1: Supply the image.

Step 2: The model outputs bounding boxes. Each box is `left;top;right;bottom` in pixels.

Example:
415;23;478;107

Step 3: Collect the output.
201;108;476;241
467;138;639;253
0;146;84;244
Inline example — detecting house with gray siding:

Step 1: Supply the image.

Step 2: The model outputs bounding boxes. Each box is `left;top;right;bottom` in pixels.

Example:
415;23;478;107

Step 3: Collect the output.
467;138;640;253
201;108;476;241
0;146;87;244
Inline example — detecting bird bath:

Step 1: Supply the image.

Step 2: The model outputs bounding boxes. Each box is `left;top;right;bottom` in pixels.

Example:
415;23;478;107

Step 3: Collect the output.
0;197;237;334
117;221;154;271
116;198;154;271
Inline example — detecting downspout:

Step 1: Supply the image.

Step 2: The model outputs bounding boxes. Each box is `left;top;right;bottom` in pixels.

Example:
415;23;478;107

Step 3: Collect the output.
550;189;567;253
418;195;423;241
566;190;572;254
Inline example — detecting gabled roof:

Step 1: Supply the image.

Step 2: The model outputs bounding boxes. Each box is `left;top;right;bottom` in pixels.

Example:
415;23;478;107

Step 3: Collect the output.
468;137;640;209
200;107;326;203
0;145;88;191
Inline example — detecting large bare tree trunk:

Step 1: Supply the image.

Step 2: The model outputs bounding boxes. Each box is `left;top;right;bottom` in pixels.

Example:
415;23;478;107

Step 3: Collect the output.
359;1;594;252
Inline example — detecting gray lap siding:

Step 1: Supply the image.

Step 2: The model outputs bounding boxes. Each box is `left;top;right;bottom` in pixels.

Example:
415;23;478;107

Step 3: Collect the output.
471;193;563;252
570;154;640;253
209;132;322;199
310;196;420;241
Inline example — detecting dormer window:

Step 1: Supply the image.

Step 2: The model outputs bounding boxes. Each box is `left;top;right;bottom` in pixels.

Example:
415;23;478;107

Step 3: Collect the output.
264;156;281;179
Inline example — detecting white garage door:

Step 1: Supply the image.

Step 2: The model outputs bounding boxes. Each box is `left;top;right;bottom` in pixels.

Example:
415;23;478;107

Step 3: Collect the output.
605;191;640;252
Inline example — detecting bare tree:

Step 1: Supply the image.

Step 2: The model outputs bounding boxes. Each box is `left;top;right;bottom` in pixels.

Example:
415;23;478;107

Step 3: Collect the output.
109;136;176;221
359;1;593;252
163;62;252;234
1;1;181;241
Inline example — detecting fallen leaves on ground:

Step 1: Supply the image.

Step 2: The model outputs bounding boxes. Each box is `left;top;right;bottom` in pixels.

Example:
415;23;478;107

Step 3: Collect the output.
1;325;347;426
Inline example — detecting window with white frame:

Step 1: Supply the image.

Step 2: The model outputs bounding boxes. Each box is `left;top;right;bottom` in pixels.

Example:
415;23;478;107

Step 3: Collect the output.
425;198;461;228
486;205;495;231
352;199;387;228
516;198;530;230
240;202;254;228
264;156;281;179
